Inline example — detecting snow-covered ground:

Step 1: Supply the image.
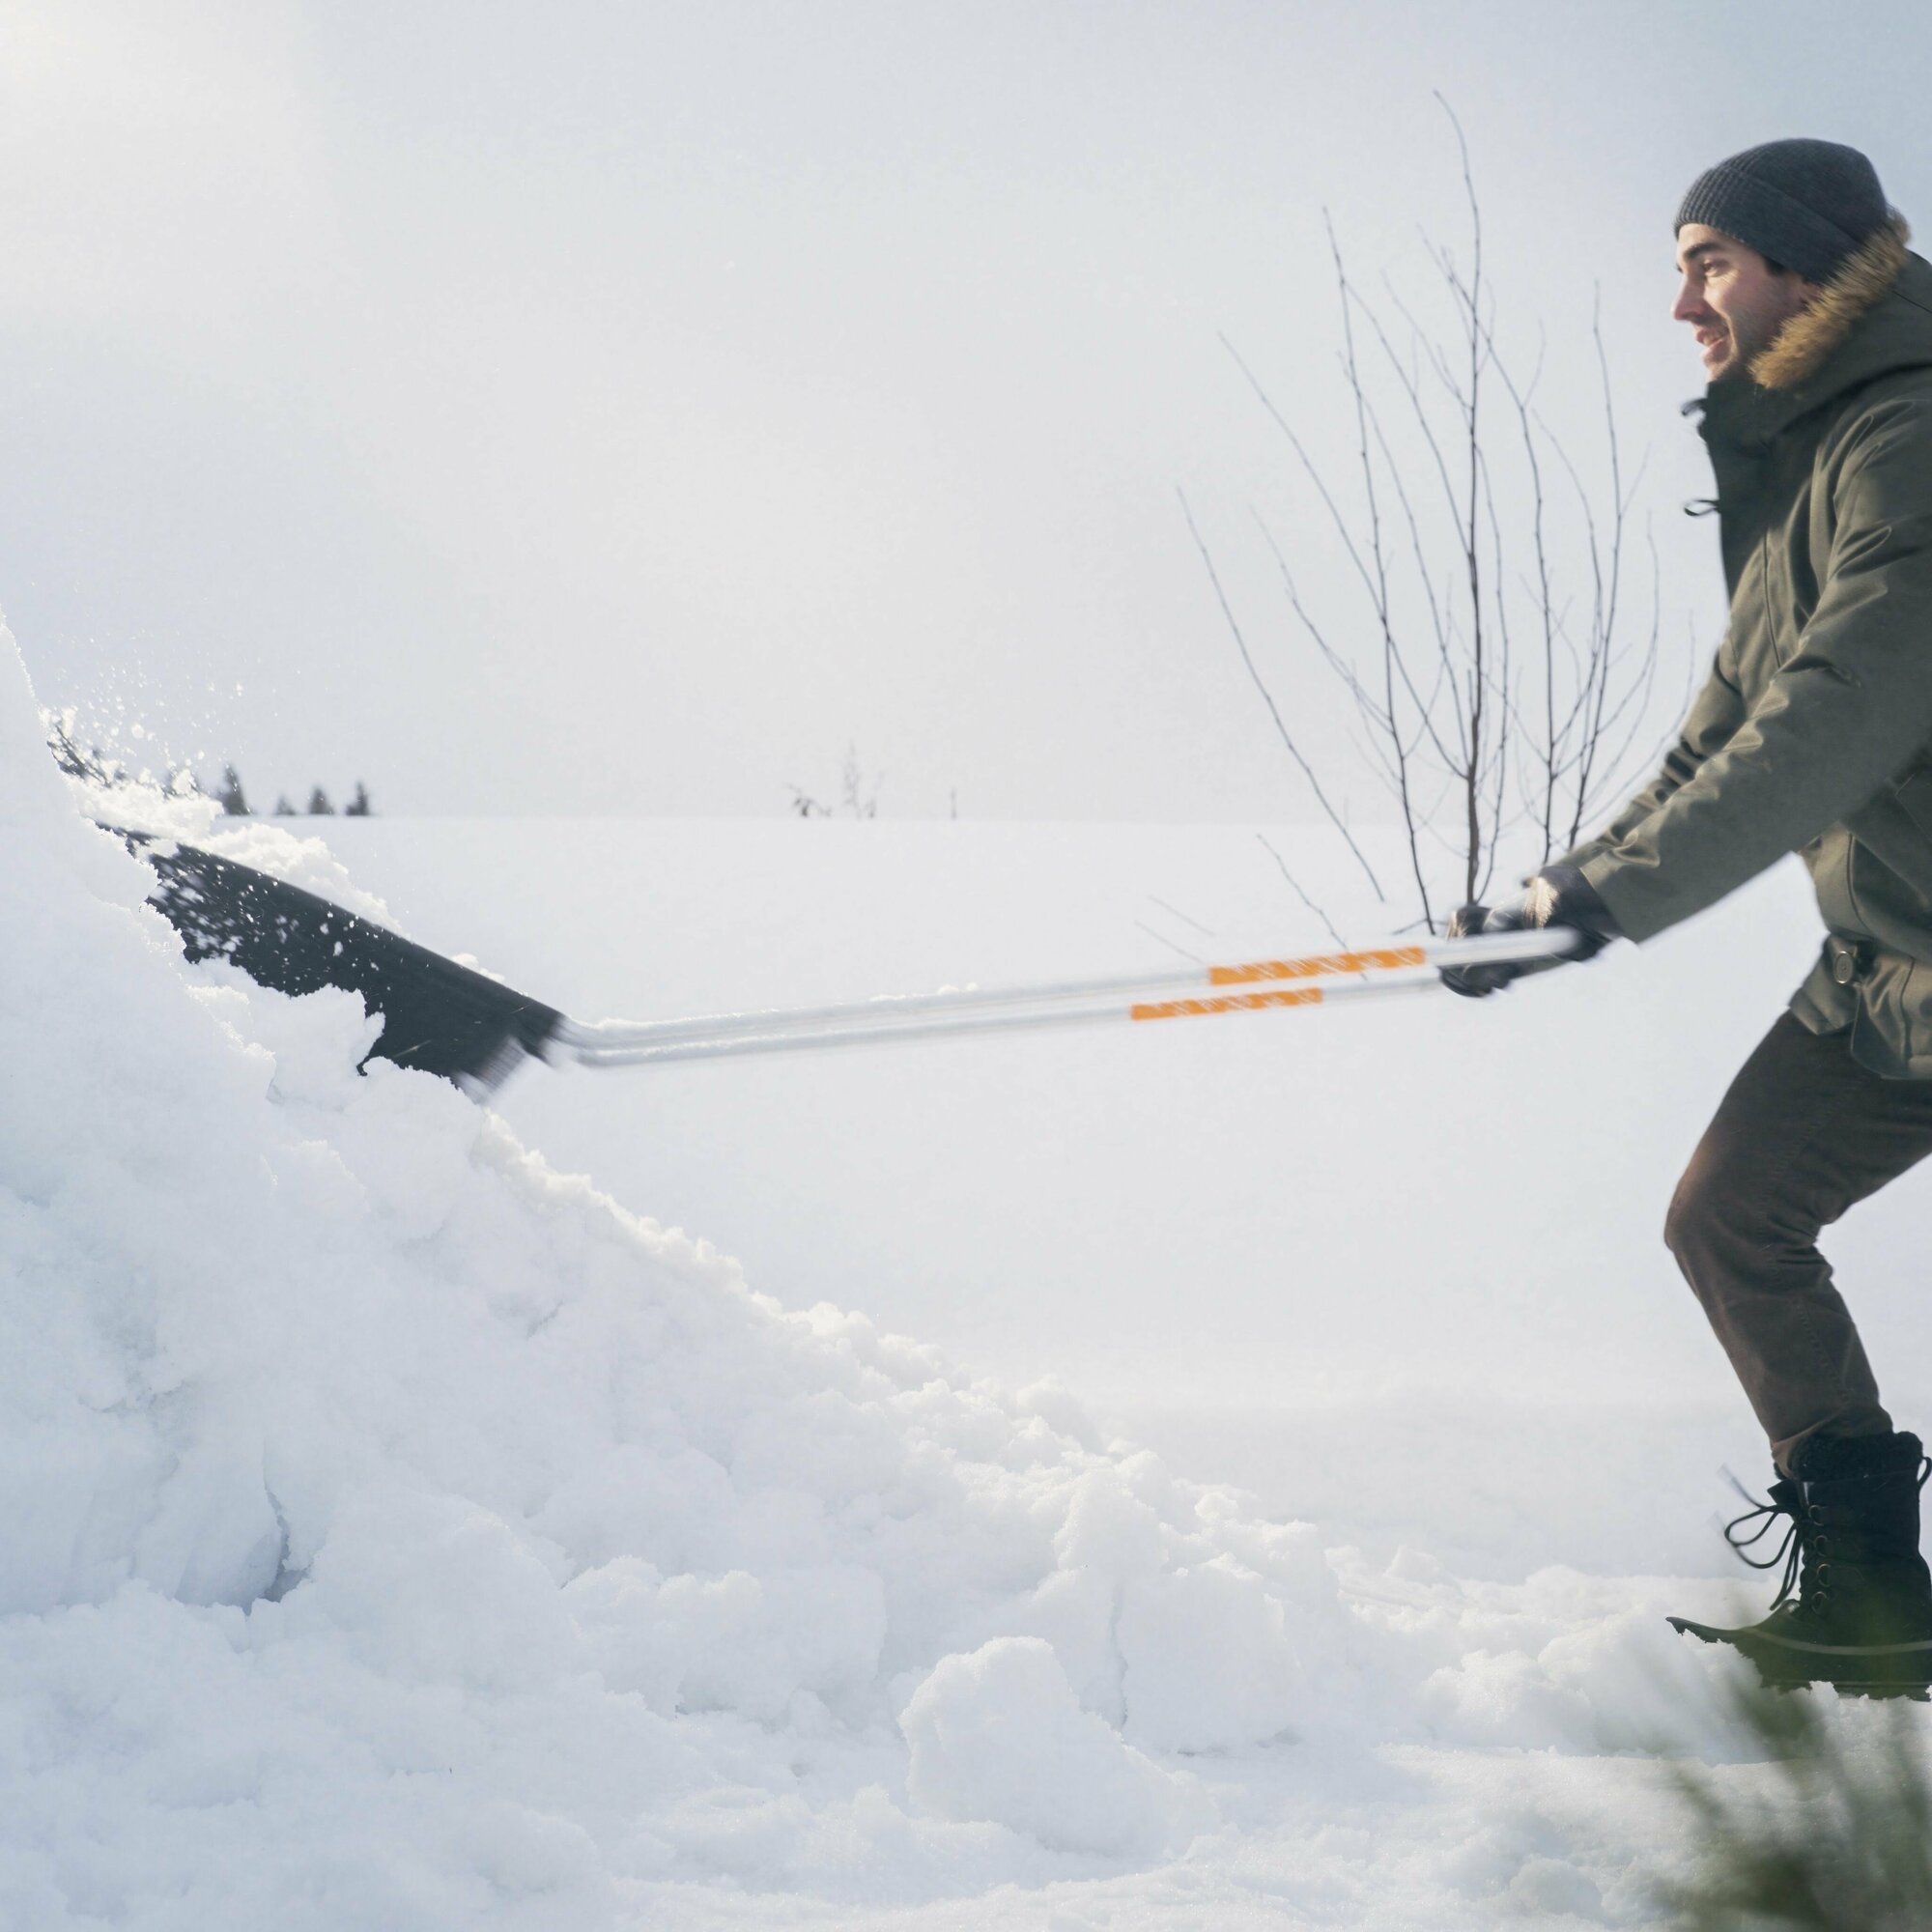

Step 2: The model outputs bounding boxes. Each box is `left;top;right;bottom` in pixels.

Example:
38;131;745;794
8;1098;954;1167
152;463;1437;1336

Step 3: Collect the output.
313;809;1932;1585
12;621;1932;1928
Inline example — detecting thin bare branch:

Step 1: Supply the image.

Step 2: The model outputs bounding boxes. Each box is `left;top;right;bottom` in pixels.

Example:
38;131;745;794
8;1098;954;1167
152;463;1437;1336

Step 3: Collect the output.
1134;920;1205;965
1257;833;1351;949
1179;486;1385;898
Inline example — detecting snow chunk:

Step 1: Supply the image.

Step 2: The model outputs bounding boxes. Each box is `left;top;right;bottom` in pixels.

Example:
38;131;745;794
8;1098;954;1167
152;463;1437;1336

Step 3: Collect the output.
1120;1557;1300;1752
901;1637;1208;1856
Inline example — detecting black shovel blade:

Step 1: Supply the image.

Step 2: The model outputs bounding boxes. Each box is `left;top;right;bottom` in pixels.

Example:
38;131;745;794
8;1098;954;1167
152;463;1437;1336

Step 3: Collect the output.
124;832;564;1091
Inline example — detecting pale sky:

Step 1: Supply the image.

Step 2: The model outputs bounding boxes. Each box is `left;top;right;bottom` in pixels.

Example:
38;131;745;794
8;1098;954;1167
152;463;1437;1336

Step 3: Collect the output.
4;0;1929;818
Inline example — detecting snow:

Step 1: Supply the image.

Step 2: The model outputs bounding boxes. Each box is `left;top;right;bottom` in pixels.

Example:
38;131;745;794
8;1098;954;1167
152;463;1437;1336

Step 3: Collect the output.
902;1637;1208;1857
10;615;1932;1925
308;809;1932;1585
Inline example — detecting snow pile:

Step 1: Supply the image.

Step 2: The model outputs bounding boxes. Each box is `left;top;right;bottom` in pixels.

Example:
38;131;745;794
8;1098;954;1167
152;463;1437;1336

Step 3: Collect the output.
0;622;1370;1923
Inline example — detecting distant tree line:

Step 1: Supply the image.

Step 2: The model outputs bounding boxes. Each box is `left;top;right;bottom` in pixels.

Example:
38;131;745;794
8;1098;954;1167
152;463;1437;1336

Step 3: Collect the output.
43;722;376;819
215;768;372;817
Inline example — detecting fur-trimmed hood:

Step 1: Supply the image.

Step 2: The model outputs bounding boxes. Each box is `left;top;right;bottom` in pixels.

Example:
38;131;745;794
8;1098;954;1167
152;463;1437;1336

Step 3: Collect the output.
1750;216;1916;390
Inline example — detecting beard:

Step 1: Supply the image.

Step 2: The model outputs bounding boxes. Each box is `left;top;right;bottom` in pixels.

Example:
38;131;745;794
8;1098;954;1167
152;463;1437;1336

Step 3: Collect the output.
1709;287;1813;384
1710;320;1771;383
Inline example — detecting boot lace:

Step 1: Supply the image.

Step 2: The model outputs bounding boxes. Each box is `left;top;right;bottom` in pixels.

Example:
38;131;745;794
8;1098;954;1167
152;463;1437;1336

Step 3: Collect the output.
1722;1483;1813;1610
1721;1457;1932;1612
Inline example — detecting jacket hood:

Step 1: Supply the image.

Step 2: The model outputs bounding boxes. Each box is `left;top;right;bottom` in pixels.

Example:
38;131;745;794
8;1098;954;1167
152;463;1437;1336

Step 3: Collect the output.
1747;218;1932;415
1694;218;1932;448
1750;216;1918;390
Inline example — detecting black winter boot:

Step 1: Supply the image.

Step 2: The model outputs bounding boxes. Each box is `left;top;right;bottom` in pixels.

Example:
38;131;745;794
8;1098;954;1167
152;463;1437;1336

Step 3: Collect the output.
1669;1431;1932;1693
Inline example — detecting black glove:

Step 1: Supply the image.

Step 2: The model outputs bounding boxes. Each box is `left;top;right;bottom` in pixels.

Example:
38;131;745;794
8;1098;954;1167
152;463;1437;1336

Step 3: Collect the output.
1440;864;1620;998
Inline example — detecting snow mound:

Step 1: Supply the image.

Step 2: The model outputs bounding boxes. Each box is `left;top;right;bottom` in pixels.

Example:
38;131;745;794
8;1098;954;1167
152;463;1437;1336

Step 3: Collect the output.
0;622;1362;1921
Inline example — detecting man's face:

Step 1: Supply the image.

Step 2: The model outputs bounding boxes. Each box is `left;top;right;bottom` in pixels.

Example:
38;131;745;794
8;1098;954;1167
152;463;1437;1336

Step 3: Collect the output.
1672;223;1818;382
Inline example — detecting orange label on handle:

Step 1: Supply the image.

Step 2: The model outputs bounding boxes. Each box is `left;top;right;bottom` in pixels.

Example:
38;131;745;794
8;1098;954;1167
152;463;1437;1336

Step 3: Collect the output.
1130;986;1325;1022
1208;945;1424;987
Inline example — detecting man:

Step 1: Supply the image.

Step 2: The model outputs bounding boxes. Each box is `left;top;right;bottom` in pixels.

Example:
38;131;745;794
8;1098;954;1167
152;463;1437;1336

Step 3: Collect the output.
1448;138;1932;1692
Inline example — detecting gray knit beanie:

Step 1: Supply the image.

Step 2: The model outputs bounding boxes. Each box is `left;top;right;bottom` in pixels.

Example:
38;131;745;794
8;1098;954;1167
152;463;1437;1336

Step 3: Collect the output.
1676;139;1891;282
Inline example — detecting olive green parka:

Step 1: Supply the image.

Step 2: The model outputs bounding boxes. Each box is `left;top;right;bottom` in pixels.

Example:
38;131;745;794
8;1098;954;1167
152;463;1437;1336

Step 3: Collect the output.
1570;219;1932;1076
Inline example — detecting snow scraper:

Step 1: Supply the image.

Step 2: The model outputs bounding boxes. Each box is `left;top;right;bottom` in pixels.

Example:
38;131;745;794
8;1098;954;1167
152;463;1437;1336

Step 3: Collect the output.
132;834;564;1088
129;832;1577;1093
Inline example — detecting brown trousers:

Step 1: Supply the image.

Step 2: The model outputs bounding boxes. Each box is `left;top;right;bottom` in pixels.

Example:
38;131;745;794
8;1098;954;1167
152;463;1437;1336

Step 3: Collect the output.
1667;1012;1932;1474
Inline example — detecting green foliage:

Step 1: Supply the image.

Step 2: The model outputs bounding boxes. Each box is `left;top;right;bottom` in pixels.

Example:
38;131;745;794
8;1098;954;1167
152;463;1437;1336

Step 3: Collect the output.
1658;1673;1932;1929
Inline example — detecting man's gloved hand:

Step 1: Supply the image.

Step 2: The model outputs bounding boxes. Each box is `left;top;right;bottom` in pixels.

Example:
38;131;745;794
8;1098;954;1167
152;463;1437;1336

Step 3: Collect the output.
1440;864;1621;998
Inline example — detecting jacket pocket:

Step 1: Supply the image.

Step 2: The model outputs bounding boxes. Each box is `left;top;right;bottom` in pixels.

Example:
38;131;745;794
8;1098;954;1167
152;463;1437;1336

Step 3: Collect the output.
1855;951;1932;1080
